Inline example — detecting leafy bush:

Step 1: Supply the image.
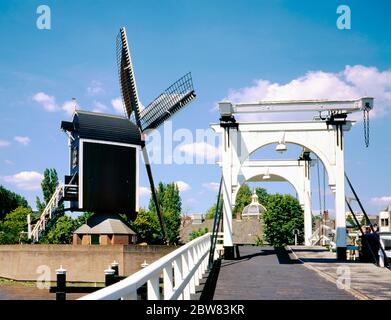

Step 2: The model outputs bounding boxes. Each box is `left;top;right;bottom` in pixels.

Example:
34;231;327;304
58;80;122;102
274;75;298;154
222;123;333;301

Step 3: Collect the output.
263;194;304;247
189;227;209;241
0;207;32;244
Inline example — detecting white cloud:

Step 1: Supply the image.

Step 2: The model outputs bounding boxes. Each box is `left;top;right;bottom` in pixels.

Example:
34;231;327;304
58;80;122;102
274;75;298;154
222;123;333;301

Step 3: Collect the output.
14;136;30;146
222;65;391;121
139;186;150;197
33;92;59;112
32;92;78;116
92;101;108;113
0;139;11;147
175;180;190;192
87;81;104;96
370;196;391;207
111;98;125;114
3;171;43;191
202;182;220;192
178;142;220;161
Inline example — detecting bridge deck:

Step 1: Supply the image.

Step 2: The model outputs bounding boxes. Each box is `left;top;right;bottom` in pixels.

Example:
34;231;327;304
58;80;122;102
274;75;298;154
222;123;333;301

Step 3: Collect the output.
291;246;391;300
212;246;356;300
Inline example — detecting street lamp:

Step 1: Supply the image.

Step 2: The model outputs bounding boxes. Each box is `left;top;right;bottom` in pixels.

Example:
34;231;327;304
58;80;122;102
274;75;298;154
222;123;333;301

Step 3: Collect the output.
275;132;287;153
263;168;271;180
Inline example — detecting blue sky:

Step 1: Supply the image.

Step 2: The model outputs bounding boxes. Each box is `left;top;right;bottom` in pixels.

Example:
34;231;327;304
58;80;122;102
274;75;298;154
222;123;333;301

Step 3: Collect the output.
0;0;390;216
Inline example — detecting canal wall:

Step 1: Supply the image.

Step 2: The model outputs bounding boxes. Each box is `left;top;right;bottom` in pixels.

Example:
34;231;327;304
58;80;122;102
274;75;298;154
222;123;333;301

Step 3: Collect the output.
0;244;176;283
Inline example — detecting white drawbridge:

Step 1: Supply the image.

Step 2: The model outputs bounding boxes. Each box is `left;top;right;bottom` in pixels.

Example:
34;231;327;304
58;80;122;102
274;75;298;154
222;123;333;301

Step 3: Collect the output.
212;97;373;260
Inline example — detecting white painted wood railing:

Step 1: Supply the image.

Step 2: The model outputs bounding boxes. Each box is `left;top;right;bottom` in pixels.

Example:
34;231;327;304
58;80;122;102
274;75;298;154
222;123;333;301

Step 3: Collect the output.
79;233;212;300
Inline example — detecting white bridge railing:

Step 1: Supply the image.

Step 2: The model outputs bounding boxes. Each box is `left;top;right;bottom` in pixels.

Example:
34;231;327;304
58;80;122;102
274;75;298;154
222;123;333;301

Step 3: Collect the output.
79;233;213;300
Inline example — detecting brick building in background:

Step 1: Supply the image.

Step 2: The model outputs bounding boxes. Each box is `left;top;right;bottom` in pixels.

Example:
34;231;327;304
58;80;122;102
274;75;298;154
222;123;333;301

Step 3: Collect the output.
73;213;137;245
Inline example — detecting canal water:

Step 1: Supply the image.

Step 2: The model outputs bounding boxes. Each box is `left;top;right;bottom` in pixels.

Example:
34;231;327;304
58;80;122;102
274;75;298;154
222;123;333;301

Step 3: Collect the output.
0;284;83;300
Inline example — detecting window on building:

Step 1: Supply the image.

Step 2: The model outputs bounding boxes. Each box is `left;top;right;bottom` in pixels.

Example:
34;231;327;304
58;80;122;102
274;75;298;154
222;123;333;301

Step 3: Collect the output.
381;219;389;227
91;234;100;245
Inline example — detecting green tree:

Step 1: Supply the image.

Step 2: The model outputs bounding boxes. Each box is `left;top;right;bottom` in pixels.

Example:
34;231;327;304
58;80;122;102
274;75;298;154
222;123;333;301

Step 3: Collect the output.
189;227;209;241
132;208;162;244
36;168;59;213
263;194;304;247
255;187;270;206
347;214;366;231
346;215;355;228
149;182;182;244
42;215;75;244
233;184;252;216
39;211;94;244
360;215;366;227
0;185;29;221
312;214;322;229
0;206;32;244
205;194;223;220
74;211;94;229
205;203;217;219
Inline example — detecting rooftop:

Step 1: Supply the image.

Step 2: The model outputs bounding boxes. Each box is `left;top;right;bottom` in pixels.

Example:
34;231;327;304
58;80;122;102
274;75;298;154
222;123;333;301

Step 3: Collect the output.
242;190;266;217
74;213;136;235
61;110;142;146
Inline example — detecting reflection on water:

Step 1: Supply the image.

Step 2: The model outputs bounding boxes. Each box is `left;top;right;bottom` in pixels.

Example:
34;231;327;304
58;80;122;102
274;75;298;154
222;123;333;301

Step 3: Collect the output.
0;284;83;300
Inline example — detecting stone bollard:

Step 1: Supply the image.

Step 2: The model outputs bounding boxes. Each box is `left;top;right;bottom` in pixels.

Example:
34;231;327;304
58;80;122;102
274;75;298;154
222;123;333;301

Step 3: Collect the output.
56;265;67;301
104;266;116;287
111;261;119;276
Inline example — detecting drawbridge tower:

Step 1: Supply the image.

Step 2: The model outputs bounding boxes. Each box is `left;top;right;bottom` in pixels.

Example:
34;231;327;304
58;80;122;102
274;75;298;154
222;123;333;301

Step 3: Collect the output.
211;97;373;260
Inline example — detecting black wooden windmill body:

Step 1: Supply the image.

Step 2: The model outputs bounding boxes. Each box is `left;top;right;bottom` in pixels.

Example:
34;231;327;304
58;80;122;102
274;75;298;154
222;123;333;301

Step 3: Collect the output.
116;27;196;242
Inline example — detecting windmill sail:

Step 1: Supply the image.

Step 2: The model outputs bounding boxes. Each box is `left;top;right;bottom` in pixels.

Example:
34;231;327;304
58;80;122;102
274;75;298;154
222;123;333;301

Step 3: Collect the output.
138;72;196;131
114;27;196;244
116;27;141;123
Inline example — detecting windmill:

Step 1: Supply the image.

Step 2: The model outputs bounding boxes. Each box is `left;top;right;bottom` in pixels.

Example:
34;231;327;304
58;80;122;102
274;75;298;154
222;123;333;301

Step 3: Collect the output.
116;27;196;243
27;27;195;243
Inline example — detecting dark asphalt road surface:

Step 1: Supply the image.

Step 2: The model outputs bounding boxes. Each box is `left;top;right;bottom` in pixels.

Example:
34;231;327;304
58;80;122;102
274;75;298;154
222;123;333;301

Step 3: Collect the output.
213;246;356;300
